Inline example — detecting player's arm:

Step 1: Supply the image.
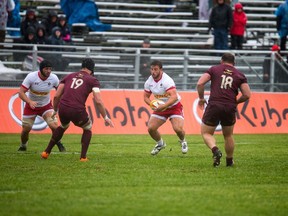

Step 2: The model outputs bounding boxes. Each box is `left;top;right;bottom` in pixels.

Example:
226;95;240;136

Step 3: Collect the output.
144;91;152;106
237;83;251;104
156;88;178;111
18;86;37;109
196;73;210;109
53;83;64;112
92;88;114;127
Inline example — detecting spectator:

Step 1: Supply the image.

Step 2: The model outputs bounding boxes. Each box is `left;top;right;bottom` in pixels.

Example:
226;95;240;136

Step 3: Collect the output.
7;0;21;37
230;2;247;50
140;38;151;80
199;0;213;20
47;26;68;71
21;26;37;42
20;9;39;37
35;24;49;45
158;0;174;12
0;0;15;46
208;0;233;52
262;44;288;92
275;0;288;52
41;10;58;37
14;26;37;62
48;26;65;47
57;15;72;43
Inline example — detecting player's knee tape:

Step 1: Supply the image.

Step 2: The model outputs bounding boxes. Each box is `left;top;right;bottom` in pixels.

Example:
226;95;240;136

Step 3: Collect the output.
61;123;70;129
22;118;34;128
82;121;92;130
46;116;58;124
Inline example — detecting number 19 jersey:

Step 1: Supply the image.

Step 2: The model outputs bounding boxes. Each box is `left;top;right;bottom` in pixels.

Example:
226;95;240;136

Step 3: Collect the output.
59;71;100;110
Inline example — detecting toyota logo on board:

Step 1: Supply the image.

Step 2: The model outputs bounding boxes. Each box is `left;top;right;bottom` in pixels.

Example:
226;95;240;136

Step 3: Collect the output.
8;93;48;131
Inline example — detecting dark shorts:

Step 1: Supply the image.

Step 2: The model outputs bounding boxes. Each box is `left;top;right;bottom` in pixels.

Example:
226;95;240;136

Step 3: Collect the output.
58;103;89;127
202;102;236;126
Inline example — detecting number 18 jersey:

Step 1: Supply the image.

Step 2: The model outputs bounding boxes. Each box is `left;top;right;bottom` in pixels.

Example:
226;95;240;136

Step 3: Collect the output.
206;64;247;105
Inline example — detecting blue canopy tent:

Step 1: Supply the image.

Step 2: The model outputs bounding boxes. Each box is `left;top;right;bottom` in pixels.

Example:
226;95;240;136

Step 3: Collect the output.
60;0;111;32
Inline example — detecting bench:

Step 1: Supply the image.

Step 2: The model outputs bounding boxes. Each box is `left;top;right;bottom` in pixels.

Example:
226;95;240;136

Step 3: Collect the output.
99;9;193;17
111;24;207;32
239;0;282;5
106;39;212;47
164;65;262;71
101;17;207;25
96;2;176;9
68;63;134;69
88;31;212;39
62;54;120;60
34;0;176;9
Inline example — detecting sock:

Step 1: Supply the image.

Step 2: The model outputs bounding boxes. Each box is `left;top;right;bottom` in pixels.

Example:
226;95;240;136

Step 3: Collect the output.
226;157;234;166
45;127;65;153
211;146;219;154
180;138;186;143
157;138;163;146
80;130;92;159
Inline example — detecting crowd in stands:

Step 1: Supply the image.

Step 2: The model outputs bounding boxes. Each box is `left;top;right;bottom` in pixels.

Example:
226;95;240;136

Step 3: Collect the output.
19;9;72;46
13;8;72;71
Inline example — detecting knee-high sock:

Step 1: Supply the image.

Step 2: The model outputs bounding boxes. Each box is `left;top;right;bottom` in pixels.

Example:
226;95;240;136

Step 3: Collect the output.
80;130;92;158
45;127;66;153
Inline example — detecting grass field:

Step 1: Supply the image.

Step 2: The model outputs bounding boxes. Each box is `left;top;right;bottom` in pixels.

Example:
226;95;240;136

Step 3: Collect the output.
0;133;287;216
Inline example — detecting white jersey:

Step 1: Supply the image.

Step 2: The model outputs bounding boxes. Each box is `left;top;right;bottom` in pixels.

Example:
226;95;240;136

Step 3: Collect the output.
21;71;59;107
144;72;181;107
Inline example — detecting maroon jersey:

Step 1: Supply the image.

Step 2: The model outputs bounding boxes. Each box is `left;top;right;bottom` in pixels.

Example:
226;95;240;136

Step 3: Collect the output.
206;64;247;105
59;71;100;110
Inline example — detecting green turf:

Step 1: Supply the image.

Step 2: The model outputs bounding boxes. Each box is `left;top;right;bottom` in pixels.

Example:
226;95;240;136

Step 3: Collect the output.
0;133;287;216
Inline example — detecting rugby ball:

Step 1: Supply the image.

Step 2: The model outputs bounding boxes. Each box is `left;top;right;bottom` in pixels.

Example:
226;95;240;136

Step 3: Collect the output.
150;99;165;110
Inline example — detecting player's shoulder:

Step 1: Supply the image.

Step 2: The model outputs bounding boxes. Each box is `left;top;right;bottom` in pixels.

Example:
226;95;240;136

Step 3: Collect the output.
24;71;38;80
162;72;174;81
50;73;59;80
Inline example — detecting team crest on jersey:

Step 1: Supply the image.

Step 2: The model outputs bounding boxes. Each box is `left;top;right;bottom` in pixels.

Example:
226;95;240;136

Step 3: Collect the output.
224;69;232;75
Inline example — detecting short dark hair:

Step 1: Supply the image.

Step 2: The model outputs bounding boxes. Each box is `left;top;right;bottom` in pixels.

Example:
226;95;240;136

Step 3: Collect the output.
150;60;162;69
81;58;95;73
221;53;235;64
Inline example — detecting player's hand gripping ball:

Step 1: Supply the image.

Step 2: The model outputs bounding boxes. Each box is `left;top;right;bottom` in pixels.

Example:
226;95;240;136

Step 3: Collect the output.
150;99;165;111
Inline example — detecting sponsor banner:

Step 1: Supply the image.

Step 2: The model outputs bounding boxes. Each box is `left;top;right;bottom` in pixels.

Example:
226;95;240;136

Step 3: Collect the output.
0;88;288;134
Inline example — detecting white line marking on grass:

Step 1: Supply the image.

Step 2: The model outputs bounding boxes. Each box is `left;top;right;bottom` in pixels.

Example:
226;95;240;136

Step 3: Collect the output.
0;190;25;194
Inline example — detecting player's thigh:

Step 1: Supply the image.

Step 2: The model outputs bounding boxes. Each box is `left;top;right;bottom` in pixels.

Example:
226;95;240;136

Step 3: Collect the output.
170;117;184;131
201;123;217;135
222;125;234;137
148;116;166;130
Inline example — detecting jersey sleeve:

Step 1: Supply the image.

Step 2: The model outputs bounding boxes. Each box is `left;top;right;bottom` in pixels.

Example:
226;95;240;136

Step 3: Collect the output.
163;75;176;91
144;79;151;93
52;74;60;88
21;72;33;89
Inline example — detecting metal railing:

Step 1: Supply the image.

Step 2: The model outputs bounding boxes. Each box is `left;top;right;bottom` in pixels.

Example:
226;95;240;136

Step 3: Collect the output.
1;43;288;92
